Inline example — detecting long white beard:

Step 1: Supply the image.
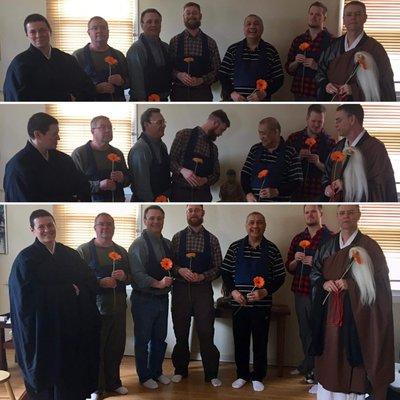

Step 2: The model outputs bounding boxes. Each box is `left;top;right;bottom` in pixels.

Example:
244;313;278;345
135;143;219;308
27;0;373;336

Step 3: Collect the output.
355;51;381;101
343;147;369;201
349;246;376;306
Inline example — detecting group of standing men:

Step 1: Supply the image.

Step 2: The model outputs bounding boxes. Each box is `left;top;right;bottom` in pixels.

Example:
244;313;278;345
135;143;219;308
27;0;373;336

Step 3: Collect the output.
8;204;394;400
3;1;396;102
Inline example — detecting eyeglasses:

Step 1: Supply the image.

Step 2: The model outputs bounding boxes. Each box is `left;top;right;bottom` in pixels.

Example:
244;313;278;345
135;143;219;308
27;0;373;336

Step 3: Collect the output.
149;119;166;126
93;125;112;130
338;210;359;217
95;222;114;227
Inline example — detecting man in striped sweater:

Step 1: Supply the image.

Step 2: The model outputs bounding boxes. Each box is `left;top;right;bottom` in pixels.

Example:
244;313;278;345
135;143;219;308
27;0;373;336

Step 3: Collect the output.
221;211;286;392
219;14;284;101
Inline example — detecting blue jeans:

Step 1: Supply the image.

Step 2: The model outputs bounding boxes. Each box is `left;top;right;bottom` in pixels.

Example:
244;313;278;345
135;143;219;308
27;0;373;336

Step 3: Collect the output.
131;291;168;383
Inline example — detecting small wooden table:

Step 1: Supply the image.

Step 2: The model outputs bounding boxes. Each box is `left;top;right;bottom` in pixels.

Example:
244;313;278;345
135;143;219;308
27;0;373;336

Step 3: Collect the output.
215;300;290;377
0;314;12;371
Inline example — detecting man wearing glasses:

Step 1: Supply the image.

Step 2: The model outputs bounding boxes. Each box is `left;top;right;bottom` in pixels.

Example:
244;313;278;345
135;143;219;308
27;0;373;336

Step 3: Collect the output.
128;108;171;202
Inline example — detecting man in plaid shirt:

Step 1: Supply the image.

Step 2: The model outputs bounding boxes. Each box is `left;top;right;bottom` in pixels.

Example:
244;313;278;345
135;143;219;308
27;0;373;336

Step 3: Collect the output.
169;2;220;101
285;2;333;101
170;205;222;387
286;104;336;201
170;109;230;202
285;205;333;384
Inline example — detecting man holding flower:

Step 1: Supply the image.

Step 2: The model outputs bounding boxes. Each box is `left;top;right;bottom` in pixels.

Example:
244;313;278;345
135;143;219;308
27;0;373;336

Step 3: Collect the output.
72;115;130;202
221;211;286;392
128;206;173;390
77;213;131;399
285;205;332;384
310;205;394;400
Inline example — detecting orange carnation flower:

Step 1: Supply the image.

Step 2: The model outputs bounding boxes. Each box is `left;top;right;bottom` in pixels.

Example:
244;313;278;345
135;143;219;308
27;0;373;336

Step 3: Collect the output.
299;42;311;52
256;79;268;91
186;252;196;258
160;257;173;270
305;137;317;147
356;53;367;70
109;251;122;262
352;250;362;265
299;240;311;249
148;93;161;102
107;153;121;163
330;151;345;163
253;276;265;289
184;57;194;63
257;169;268;179
154;194;168;202
105;56;118;66
192;157;204;164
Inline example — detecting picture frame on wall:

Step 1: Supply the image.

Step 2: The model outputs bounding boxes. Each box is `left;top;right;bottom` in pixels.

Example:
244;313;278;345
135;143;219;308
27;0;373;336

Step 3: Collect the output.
0;205;7;254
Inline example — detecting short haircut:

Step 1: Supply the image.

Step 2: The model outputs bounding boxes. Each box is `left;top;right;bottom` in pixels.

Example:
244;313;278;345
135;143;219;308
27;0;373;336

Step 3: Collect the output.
144;205;165;219
344;1;366;14
27;112;58;138
90;115;110;130
29;209;55;229
259;117;281;134
186;204;204;209
208;109;230;127
94;212;114;226
307;104;326;116
246;211;266;224
140;108;161;131
336;104;364;124
24;14;52;34
337;204;361;213
87;16;108;29
141;8;162;23
184;2;201;11
303;204;323;212
244;14;264;26
309;1;328;15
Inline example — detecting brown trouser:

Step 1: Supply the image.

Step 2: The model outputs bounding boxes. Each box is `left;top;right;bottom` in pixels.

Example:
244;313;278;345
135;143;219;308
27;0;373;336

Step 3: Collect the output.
171;280;220;381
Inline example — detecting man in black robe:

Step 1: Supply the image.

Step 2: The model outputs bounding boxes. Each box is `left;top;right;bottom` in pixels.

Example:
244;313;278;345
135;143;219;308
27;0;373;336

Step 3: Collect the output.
3;112;91;202
8;209;100;400
3;14;95;101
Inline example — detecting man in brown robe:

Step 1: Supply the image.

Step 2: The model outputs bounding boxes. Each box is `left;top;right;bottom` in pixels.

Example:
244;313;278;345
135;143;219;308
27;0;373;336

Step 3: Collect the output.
323;104;397;202
316;1;396;101
310;204;394;400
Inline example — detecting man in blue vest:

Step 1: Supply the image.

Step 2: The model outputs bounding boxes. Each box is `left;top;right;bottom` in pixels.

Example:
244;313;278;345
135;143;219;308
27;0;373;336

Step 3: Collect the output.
73;16;129;101
169;2;221;101
71;115;130;202
170;205;222;387
128;206;173;390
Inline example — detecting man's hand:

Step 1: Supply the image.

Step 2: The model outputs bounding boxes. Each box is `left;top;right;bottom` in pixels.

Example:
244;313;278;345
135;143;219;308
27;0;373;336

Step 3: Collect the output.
96;82;115;94
302;255;313;266
156;276;173;289
324;184;335;198
307;154;320;165
180;167;203;187
339;84;352;97
247;288;268;302
295;54;306;63
110;171;124;183
246;193;257;202
73;284;80;296
99;277;117;289
111;269;126;281
247;90;266;102
323;280;338;293
259;188;279;199
299;148;311;158
325;83;339;95
178;267;197;282
176;72;197;86
303;58;317;70
231;289;246;305
331;179;343;194
108;74;124;87
335;279;348;291
192;273;205;283
100;179;117;191
294;251;306;262
231;91;246;102
191;77;204;87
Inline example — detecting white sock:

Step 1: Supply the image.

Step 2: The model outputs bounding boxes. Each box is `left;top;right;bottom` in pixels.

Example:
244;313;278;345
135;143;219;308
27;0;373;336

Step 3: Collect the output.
232;378;247;389
142;379;158;389
171;374;183;383
158;374;171;385
252;380;264;392
114;386;128;395
211;378;222;387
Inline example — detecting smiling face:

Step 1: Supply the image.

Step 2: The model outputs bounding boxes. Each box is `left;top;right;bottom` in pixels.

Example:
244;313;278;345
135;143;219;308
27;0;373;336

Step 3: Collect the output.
144;208;165;235
141;11;162;37
304;205;322;227
308;5;326;29
87;17;109;47
26;20;51;51
94;214;115;241
245;212;266;241
183;5;202;30
91;117;113;145
31;216;56;247
259;121;280;149
243;15;263;41
186;205;205;227
307;111;325;135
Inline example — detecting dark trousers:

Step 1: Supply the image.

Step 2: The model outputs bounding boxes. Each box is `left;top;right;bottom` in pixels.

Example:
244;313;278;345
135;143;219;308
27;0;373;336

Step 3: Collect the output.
170;184;212;202
98;312;126;391
171;281;220;381
294;293;314;374
25;382;86;400
232;307;271;382
170;84;213;101
131;291;168;383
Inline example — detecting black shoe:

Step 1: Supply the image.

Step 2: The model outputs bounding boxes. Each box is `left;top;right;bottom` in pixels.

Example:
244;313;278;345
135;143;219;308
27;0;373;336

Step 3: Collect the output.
305;372;315;384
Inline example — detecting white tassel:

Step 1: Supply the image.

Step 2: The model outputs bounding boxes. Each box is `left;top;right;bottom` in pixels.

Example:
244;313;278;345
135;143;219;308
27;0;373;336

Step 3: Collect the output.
343;147;368;202
354;51;381;101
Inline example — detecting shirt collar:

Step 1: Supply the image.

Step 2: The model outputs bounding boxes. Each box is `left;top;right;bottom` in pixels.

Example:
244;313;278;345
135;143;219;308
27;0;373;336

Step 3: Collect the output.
187;225;204;235
344;31;364;52
339;229;359;249
344;129;366;148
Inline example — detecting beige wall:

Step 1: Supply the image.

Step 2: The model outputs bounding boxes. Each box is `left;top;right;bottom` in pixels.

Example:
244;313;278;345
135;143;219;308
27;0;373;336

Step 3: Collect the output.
0;0;342;100
0;204;398;365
